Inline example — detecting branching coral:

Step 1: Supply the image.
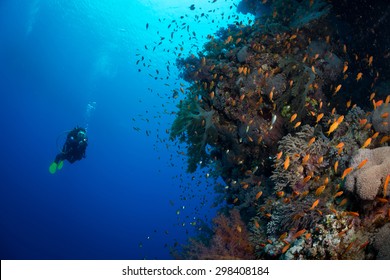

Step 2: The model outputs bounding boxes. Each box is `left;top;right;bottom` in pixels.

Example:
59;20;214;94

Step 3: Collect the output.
178;209;255;260
170;92;217;173
271;125;330;192
345;147;390;200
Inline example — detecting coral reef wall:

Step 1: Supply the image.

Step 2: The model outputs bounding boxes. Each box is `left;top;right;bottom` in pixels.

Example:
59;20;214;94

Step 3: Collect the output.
170;0;390;260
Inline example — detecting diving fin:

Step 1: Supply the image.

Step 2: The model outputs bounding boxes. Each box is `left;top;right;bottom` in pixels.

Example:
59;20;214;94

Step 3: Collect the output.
49;162;58;174
57;160;64;170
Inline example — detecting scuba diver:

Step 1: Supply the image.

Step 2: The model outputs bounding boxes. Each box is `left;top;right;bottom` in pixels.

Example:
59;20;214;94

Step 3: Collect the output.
49;127;88;174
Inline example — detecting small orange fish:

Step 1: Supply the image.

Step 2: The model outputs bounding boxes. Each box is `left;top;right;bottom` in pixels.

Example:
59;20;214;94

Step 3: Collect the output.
343;44;347;53
339;198;348;207
334;84;342;94
336;115;344;124
334;191;343;198
308;137;316;146
311;66;316;74
233;197;238;203
384;174;390;198
334;161;339;173
346;100;352;108
356;72;363;81
276;151;283;160
302;154;310;165
386;95;390;105
276;191;285;198
381;112;389;118
279;232;288;240
341;167;353;179
307;137;316;146
284;156;290;170
370;92;376;101
375;100;383;108
209;91;215;99
376;197;388;203
362;137;372;149
269;90;274;101
254;220;260;228
336;142;345;149
255;191;263;200
368;55;373;67
317;156;324;164
372;132;379;139
303;175;312;184
381;135;390;144
290;113;297;122
359;118;368;126
236;225;242;233
316;113;324;123
301;190;309;198
327;121;340;136
346;211;359;217
357;159;368;169
293;229;306;239
294;121;301;128
315;185;326;196
343;63;348;73
309;199;320;210
282;244;290;254
323;177;329;185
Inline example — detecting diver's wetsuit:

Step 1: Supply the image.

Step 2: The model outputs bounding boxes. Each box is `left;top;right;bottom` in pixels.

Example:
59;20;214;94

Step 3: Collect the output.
55;127;88;164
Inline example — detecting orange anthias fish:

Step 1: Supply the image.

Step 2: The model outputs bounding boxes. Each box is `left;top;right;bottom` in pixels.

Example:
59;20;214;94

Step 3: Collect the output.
294;121;301;128
384;174;390;198
334;84;342;94
357;159;368;169
316;113;324;123
336;115;344;124
336;142;345;149
343;63;348;73
362;137;372;149
341;167;353;179
334;191;343;198
284;156;290;170
308;137;316;146
255;191;263;200
309;199;320;210
292;229;306;239
368;55;373;67
303;175;312;184
327;121;340;136
290;113;297;122
315;185;326;196
334;161;339;173
302;154;310;165
356;72;363;81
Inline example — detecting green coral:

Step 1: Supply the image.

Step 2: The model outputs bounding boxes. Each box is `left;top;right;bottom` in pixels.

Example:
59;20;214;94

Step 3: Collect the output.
170;89;217;173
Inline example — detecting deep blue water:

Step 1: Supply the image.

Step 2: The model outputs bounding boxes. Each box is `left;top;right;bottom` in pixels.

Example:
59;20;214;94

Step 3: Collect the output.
0;0;252;259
